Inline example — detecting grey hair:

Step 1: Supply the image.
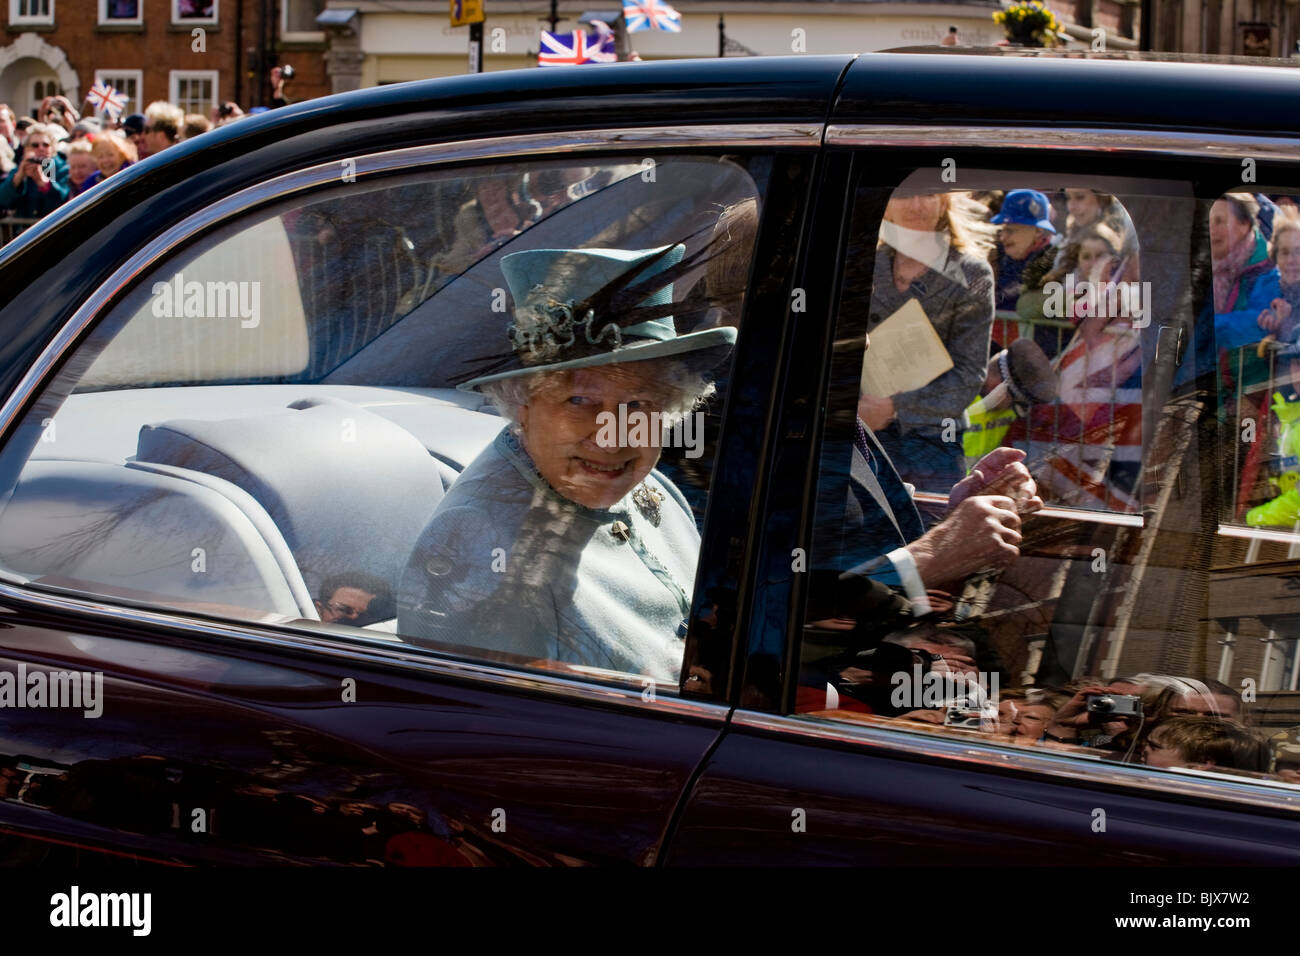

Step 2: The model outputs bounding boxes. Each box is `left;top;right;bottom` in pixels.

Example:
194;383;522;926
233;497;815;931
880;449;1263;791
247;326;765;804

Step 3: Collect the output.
884;629;977;655
478;356;716;427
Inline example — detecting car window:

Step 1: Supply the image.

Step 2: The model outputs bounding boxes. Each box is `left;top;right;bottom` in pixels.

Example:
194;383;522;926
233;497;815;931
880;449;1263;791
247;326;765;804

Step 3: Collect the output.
0;152;770;698
797;166;1300;792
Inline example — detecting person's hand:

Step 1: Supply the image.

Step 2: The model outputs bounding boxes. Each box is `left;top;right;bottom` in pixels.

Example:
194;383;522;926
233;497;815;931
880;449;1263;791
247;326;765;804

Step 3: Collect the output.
28;157;48;187
1259;306;1284;333
926;650;977;678
923;589;955;616
949;446;1042;514
858;393;895;431
905;495;1022;590
1046;685;1110;733
11;154;27;186
1272;297;1293;335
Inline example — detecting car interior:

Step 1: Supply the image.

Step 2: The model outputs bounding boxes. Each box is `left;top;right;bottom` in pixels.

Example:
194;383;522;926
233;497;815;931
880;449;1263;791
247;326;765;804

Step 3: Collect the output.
0;155;765;647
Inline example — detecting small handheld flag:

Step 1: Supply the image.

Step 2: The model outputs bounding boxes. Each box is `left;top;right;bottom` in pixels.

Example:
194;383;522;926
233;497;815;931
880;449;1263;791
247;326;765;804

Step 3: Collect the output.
623;0;682;33
538;29;617;66
87;79;129;120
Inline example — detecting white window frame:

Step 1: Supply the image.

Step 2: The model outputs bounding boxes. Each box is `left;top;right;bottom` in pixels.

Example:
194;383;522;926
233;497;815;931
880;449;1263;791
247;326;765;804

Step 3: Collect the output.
97;0;141;25
10;0;54;25
281;0;325;42
171;0;216;25
168;70;218;118
93;70;142;117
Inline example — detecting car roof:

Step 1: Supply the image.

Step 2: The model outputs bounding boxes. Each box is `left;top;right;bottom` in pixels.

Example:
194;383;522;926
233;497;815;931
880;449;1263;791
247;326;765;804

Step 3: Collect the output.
835;51;1300;136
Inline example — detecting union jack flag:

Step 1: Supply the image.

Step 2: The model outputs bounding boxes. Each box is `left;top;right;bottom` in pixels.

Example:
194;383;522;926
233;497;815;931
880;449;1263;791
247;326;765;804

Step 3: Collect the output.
623;0;681;33
538;29;616;67
87;79;129;120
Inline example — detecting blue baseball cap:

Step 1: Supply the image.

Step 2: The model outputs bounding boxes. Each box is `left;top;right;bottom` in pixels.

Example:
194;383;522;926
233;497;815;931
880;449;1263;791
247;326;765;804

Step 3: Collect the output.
991;189;1055;232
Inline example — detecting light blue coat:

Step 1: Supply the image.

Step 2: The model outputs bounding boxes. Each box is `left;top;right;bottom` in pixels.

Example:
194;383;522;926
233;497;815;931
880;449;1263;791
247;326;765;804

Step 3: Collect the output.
398;427;698;682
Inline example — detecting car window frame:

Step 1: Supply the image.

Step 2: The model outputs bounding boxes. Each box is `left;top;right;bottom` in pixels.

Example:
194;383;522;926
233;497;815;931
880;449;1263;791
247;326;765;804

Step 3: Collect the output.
0;123;820;719
734;124;1300;816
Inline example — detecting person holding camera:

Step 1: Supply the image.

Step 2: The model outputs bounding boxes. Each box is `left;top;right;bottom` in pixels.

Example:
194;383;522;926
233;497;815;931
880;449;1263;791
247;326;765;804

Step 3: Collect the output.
39;95;79;136
0;123;70;219
270;64;294;109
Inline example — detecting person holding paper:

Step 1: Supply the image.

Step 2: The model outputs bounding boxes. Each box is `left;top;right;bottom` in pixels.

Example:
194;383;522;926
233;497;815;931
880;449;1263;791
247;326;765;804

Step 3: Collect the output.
858;192;996;489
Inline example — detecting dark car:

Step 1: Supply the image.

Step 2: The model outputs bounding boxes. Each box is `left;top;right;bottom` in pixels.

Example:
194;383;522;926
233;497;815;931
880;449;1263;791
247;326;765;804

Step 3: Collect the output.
1;50;1299;867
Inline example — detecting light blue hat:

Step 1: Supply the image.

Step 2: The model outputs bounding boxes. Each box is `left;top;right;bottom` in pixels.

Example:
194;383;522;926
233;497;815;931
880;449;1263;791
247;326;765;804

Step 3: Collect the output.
457;243;737;390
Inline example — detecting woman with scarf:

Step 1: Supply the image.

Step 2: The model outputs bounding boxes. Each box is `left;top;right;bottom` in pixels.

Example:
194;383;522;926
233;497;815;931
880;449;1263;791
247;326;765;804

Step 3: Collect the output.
1213;193;1279;350
858;191;997;490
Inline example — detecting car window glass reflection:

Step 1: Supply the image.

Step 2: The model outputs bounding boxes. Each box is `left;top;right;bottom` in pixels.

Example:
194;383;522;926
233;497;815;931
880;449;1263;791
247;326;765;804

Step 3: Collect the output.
0;155;767;697
802;174;1300;793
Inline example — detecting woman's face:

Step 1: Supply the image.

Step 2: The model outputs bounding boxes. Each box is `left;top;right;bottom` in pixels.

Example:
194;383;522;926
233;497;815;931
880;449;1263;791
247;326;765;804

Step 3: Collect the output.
997;699;1019;735
1075;238;1113;279
883;193;946;233
518;364;667;509
1209;200;1252;260
93;144;124;177
67;152;95;186
1010;703;1054;738
1276;230;1300;286
1065;189;1101;228
23;134;53;161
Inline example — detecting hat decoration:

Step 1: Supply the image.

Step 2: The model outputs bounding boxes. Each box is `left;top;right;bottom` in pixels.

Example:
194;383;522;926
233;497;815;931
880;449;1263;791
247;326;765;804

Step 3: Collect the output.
453;230;737;390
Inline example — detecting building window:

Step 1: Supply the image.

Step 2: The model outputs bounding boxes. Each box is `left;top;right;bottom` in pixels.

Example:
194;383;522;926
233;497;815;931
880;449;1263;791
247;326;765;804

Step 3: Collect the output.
169;71;217;117
10;0;54;24
94;71;141;117
98;0;140;24
282;0;325;41
172;0;216;24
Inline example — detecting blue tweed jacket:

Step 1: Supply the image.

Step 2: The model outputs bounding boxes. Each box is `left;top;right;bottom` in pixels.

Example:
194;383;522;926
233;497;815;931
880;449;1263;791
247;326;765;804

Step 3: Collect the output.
398;427;697;682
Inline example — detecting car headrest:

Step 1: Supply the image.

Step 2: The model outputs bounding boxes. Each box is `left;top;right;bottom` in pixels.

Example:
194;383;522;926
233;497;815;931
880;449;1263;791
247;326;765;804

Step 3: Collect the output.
136;396;444;599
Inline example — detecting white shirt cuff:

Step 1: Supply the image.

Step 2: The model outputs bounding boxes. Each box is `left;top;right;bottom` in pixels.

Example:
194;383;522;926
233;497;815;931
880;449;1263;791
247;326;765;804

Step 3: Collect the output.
886;547;931;616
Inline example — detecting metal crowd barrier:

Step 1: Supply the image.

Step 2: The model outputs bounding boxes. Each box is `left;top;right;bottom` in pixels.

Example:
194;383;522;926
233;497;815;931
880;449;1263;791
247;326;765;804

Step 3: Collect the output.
0;216;39;246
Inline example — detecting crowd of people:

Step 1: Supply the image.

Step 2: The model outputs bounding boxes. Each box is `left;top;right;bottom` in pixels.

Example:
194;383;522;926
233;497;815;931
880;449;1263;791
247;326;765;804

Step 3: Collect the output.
0;66;292;226
1203;192;1300;526
802;630;1299;782
860;184;1146;511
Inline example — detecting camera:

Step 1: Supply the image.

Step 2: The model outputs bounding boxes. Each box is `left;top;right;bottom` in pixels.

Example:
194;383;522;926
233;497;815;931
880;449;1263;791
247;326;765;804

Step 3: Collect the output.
218;102;235;118
279;64;295;81
944;702;986;730
1086;693;1143;717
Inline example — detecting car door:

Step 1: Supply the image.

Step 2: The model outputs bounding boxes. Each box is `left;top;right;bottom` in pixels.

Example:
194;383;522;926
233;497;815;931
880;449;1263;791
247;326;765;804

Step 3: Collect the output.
0;113;821;865
665;55;1300;865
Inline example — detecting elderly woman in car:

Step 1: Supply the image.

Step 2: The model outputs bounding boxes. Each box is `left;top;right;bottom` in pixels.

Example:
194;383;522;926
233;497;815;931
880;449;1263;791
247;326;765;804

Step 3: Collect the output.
397;243;734;682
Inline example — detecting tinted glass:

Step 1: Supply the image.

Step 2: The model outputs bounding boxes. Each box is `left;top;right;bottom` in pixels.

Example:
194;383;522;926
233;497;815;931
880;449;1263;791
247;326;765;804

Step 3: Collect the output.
0;153;769;698
799;166;1298;792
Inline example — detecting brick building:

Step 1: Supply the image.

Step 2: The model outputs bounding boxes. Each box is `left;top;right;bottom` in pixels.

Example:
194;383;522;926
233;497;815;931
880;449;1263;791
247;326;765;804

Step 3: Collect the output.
0;0;329;122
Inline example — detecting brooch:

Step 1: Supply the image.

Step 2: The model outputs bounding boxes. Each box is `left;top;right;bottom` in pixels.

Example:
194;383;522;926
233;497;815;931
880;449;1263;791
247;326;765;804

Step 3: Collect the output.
632;484;663;526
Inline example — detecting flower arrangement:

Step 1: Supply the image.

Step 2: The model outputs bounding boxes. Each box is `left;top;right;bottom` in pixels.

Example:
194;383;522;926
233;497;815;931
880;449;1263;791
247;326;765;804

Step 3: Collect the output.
993;1;1061;46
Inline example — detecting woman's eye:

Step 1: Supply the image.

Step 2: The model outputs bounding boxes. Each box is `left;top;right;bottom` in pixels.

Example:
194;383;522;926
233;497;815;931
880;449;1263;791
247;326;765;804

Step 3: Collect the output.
566;396;589;406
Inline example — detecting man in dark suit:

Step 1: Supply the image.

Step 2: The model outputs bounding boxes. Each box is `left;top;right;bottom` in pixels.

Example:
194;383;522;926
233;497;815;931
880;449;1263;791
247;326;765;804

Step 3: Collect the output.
813;416;1036;620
